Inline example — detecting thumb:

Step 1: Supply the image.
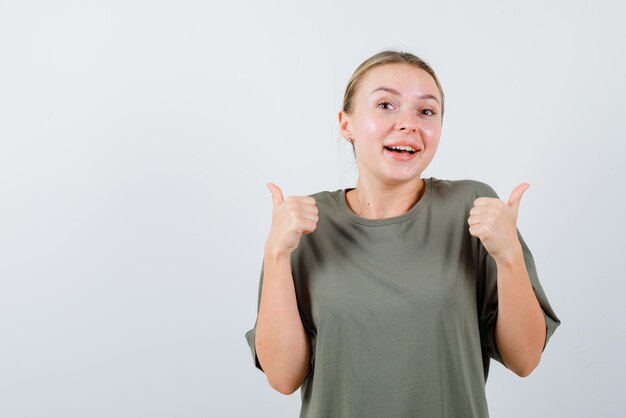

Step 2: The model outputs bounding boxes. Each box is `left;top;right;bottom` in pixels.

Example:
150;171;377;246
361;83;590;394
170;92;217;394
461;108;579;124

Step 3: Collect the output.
507;182;529;211
267;182;285;210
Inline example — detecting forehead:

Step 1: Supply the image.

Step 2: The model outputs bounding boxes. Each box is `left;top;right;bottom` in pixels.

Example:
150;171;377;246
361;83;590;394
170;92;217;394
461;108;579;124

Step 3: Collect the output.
358;63;440;98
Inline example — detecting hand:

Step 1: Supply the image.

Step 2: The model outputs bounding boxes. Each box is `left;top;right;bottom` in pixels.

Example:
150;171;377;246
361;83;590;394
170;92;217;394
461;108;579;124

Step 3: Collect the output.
468;183;529;262
265;182;319;257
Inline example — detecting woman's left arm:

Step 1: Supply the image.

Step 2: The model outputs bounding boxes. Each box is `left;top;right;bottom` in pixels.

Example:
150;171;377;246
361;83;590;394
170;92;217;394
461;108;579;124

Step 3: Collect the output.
468;182;546;377
492;247;546;377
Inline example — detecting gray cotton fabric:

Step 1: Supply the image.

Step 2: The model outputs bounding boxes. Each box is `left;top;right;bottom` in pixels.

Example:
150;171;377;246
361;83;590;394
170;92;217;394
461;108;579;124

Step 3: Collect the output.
245;177;561;418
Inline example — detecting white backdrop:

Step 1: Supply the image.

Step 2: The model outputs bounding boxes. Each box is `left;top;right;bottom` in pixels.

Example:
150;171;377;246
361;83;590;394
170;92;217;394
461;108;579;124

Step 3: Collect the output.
1;1;624;417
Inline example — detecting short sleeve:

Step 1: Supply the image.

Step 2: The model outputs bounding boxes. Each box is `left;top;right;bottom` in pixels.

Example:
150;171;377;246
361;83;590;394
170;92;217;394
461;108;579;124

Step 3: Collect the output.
245;261;266;373
244;259;317;380
474;184;561;370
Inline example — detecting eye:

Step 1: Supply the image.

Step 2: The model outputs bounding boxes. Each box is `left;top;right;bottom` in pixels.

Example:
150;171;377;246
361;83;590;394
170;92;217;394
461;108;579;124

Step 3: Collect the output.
377;101;394;110
422;109;436;116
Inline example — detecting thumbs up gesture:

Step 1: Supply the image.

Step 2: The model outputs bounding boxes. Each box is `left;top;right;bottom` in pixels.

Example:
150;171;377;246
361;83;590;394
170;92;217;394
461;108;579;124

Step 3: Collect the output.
467;183;529;263
265;182;319;257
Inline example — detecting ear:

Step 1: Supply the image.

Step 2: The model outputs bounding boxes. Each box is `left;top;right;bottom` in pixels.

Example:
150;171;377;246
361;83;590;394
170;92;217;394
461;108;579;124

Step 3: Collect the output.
338;110;353;140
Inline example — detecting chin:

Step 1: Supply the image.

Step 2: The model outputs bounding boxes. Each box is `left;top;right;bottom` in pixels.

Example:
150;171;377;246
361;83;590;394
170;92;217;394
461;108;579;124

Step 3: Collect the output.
384;175;422;186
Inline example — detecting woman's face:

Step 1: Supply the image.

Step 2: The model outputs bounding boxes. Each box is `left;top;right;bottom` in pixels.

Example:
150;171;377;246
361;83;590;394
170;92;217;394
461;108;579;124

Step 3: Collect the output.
339;63;443;186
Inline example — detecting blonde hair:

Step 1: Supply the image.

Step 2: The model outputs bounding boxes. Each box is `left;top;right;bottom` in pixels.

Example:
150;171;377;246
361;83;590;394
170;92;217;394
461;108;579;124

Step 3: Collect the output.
342;50;445;122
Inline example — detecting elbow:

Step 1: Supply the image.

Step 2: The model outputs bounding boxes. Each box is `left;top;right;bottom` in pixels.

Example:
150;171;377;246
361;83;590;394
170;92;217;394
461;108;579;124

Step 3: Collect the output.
265;363;306;395
268;377;300;395
274;383;298;396
267;363;310;395
256;333;311;395
514;354;541;378
515;367;532;378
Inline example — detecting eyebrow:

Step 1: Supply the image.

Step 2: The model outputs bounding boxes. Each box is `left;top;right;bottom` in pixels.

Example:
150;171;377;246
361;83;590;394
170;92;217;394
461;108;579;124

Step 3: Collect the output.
370;86;440;105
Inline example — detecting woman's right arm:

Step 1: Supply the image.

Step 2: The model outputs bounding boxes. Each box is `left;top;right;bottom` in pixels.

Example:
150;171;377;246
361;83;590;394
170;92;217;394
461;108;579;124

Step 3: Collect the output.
255;248;311;395
255;182;318;395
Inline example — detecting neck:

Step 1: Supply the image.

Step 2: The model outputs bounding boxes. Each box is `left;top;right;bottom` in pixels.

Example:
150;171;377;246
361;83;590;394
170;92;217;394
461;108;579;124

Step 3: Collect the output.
348;178;425;219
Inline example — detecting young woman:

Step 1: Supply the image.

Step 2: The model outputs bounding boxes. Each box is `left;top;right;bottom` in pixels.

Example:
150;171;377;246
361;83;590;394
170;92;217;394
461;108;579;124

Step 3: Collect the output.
245;50;561;417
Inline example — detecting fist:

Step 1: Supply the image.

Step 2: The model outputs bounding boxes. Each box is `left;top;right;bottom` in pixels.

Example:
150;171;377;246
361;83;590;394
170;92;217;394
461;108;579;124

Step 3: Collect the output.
467;183;529;262
265;182;319;256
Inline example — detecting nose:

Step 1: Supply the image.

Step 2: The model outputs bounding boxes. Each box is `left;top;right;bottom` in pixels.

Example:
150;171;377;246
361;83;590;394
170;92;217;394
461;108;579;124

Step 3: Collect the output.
397;108;417;133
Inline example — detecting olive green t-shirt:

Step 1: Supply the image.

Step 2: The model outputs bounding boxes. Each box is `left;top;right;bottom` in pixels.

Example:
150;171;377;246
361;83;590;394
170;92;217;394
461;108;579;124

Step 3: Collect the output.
245;177;561;418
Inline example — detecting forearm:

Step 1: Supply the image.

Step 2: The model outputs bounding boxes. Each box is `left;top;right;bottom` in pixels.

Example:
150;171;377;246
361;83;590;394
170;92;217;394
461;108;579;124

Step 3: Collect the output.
494;246;546;377
255;247;311;394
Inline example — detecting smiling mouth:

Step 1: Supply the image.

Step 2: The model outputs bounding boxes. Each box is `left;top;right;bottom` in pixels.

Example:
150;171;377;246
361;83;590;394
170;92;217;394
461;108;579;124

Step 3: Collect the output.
384;146;417;155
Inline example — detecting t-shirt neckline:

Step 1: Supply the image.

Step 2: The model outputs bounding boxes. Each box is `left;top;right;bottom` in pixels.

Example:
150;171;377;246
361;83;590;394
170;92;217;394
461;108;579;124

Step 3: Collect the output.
336;177;433;226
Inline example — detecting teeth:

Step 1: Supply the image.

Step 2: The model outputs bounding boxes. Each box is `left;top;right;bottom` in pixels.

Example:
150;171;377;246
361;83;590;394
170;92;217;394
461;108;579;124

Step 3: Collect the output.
388;145;416;152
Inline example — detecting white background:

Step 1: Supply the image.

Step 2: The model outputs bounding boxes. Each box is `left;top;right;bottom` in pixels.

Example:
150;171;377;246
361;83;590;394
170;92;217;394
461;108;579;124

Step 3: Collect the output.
1;1;624;417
